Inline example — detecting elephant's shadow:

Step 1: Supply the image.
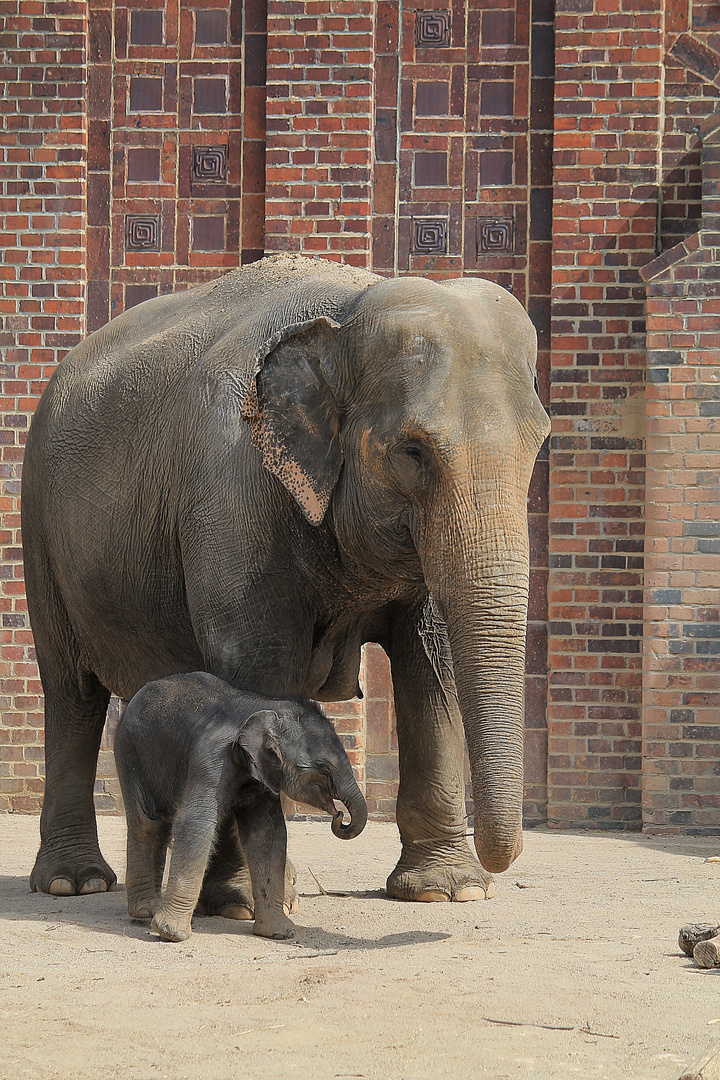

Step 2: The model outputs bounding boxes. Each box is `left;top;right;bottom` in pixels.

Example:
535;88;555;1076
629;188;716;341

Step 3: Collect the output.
0;875;451;952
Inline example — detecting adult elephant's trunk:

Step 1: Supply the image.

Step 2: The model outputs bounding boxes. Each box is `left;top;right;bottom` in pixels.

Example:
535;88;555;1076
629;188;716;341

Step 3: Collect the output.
419;489;530;875
330;771;368;840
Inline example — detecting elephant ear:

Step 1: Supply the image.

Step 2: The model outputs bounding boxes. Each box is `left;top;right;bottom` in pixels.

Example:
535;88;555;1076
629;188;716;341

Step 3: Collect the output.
233;710;284;796
242;316;343;525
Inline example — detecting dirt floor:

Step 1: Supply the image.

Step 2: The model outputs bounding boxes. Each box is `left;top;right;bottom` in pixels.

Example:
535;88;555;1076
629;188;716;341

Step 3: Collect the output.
3;817;720;1080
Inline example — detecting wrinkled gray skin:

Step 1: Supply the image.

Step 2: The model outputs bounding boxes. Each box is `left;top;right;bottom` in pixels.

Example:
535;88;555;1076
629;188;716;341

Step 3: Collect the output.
22;254;550;907
114;671;366;942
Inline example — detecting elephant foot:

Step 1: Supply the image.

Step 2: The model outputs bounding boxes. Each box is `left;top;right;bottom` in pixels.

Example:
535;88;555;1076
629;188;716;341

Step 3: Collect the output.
197;858;298;919
386;839;495;903
253;909;296;940
30;843;117;896
127;896;161;920
151;911;192;943
196;860;255;918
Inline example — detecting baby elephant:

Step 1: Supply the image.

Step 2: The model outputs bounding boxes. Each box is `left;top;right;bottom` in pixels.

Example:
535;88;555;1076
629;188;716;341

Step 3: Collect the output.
114;671;367;943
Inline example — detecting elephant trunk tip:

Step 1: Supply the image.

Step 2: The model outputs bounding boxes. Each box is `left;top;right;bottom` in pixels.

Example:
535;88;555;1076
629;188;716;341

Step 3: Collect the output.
330;799;367;840
474;826;523;874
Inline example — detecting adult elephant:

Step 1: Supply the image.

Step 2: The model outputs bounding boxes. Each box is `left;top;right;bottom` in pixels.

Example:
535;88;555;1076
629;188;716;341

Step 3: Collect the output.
22;254;550;905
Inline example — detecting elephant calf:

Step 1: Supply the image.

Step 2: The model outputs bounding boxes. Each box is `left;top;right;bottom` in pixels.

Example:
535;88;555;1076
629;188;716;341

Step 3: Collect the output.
114;671;367;942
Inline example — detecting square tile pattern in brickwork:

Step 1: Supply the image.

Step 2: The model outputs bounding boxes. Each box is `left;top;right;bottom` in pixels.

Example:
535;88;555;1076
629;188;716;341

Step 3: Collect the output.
87;0;264;331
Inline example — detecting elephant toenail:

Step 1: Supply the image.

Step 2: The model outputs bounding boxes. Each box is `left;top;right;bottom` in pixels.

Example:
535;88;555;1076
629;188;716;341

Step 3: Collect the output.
79;878;108;894
416;889;451;903
453;886;490;902
219;905;254;921
48;878;75;896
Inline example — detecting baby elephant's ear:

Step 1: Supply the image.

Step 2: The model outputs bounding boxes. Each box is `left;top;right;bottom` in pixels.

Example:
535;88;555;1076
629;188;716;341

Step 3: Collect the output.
233;711;283;796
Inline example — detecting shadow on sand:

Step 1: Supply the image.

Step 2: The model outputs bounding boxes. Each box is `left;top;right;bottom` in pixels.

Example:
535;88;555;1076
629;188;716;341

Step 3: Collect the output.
0;873;450;953
526;823;720;861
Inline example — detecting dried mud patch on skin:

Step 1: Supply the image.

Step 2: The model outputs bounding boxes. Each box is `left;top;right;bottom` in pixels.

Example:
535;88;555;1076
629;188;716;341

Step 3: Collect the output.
2;816;720;1080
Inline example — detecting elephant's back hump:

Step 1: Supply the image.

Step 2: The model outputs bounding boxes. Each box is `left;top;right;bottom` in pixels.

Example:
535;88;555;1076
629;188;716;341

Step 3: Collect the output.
42;278;224;420
40;256;379;424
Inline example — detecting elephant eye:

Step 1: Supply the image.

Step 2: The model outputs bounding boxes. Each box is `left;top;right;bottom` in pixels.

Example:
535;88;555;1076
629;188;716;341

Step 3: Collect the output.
403;445;424;465
390;441;431;490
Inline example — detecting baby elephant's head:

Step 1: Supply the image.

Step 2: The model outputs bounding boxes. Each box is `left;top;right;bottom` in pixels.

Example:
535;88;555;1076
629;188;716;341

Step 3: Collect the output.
233;701;368;840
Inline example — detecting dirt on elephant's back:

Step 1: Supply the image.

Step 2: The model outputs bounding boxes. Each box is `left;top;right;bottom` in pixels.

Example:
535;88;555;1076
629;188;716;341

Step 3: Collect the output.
1;815;718;1080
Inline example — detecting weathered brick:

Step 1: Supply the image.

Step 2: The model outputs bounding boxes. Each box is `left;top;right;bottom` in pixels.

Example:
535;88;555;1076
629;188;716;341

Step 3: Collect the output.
547;0;662;831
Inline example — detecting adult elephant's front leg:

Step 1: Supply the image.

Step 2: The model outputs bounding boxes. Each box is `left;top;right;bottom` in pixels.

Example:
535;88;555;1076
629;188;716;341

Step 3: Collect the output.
386;603;494;903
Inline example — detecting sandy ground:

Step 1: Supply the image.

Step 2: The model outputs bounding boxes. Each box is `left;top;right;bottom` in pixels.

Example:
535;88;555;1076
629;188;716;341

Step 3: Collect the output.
2;817;720;1080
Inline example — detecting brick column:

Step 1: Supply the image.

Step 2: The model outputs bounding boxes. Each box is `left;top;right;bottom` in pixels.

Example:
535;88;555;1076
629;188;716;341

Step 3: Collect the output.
640;115;720;834
0;0;86;811
547;0;663;828
264;0;374;267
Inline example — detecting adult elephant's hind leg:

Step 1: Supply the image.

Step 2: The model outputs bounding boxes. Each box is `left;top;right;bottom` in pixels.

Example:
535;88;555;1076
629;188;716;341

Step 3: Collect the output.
30;669;114;896
196;815;255;920
386;603;494;903
25;544;115;895
197;815;299;920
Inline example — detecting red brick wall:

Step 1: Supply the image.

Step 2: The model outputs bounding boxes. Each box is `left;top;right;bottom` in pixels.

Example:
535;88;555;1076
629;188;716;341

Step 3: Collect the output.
547;0;663;829
3;0;720;834
264;0;374;266
86;0;261;335
0;0;87;811
640;114;720;833
660;0;720;252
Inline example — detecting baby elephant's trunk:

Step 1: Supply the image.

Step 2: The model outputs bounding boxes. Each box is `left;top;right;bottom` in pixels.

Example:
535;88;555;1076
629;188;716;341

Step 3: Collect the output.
330;775;368;840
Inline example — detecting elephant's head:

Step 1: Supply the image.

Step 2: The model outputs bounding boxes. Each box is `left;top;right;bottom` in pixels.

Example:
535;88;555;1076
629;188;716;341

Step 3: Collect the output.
242;275;550;873
234;703;368;840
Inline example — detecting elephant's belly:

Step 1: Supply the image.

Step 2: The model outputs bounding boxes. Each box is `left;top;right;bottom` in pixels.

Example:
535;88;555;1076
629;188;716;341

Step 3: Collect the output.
74;609;205;702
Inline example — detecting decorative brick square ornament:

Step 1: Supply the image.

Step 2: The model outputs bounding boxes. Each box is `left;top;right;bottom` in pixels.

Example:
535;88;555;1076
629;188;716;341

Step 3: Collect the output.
127;148;160;183
412;217;448;254
195;9;227;45
126;214;160;250
477;217;513;254
192;146;228;182
130;9;163;45
129;76;163;113
194;78;227;114
415;11;451;47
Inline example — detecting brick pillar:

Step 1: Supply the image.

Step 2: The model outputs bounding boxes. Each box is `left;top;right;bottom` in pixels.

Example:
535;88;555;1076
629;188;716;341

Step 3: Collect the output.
362;643;396;819
640;114;720;835
264;0;374;267
0;0;86;811
547;0;663;828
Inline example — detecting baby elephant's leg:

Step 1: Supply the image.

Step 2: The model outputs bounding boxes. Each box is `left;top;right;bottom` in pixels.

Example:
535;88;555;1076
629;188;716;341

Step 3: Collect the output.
151;792;218;943
235;793;296;940
125;807;168;921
